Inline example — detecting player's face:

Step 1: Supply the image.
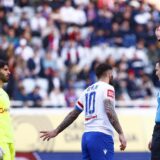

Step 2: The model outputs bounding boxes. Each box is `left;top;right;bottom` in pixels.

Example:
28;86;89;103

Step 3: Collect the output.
155;63;160;80
108;70;114;85
0;65;10;83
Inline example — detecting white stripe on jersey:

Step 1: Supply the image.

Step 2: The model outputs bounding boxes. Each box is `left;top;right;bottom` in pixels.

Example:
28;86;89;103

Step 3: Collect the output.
76;101;84;111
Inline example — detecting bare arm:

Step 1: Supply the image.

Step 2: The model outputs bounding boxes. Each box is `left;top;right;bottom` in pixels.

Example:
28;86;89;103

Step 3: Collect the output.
104;99;123;134
56;109;81;134
104;99;127;150
40;108;81;141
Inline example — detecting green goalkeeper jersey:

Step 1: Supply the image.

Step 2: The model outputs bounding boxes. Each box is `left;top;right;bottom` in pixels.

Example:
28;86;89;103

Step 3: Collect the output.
0;88;14;143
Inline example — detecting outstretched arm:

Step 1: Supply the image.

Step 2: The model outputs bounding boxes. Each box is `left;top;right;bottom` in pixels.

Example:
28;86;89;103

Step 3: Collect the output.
40;109;81;141
56;109;81;134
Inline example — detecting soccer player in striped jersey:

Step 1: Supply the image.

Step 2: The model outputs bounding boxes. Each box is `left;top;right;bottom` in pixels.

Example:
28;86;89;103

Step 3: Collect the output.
40;63;127;160
0;59;15;160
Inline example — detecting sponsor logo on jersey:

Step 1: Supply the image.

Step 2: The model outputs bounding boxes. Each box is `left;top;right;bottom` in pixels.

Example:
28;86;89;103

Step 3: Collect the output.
107;90;114;98
0;108;9;113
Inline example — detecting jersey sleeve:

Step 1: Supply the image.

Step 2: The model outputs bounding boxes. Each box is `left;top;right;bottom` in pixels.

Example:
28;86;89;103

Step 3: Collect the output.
103;86;115;108
75;93;84;112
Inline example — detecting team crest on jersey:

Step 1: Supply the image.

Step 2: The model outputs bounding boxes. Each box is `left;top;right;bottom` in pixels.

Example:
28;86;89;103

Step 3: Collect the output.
107;89;114;98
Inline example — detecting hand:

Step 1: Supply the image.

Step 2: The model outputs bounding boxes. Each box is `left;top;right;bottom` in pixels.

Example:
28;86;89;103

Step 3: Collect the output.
0;147;4;160
119;134;127;151
155;26;160;40
40;129;59;141
148;140;152;151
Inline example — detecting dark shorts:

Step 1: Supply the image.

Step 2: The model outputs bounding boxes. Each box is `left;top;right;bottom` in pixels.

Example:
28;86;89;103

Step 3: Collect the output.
151;123;160;160
81;132;114;160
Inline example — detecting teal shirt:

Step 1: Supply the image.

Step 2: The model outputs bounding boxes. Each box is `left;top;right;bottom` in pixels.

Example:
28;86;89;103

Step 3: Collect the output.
155;92;160;123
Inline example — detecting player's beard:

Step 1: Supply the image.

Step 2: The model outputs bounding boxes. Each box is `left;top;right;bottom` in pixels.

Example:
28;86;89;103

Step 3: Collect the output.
109;75;114;86
0;73;9;83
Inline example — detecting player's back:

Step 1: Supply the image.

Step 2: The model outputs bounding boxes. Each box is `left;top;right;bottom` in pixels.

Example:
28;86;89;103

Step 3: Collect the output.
78;81;115;137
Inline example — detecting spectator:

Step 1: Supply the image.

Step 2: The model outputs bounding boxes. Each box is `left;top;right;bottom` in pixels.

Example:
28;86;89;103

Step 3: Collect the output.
27;86;43;107
15;38;34;61
65;86;77;108
0;0;158;108
126;70;146;99
48;87;66;108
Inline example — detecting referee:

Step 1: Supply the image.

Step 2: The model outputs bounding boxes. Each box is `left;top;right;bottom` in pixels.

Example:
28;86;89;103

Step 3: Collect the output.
148;26;160;160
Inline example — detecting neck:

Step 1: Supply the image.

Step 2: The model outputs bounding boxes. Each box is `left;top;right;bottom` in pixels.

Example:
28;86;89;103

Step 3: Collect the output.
0;81;4;88
99;77;109;84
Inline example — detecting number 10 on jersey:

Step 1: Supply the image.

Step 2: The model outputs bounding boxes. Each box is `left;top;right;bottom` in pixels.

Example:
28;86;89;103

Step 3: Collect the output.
85;91;96;115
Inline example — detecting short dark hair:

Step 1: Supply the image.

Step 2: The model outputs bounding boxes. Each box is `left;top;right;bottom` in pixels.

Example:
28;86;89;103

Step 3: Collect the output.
95;63;112;79
0;59;8;69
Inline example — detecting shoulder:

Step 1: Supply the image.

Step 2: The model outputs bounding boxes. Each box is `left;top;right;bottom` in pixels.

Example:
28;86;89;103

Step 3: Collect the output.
104;83;115;91
105;84;115;99
0;88;6;95
108;84;115;91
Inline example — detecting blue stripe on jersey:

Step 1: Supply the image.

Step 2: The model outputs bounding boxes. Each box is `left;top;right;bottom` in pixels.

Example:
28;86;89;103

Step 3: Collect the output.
75;105;83;112
156;92;160;122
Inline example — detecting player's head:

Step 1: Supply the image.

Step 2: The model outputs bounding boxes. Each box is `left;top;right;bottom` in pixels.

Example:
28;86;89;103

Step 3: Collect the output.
0;59;10;83
95;63;113;84
155;59;160;80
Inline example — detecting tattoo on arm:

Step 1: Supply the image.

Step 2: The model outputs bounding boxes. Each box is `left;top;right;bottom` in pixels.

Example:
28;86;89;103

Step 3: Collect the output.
104;99;123;134
56;109;81;134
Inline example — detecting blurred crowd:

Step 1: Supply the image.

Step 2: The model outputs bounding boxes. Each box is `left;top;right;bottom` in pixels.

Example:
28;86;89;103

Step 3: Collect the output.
0;0;160;108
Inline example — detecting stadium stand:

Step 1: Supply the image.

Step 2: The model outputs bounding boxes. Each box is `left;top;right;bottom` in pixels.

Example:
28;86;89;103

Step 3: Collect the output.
0;0;160;108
